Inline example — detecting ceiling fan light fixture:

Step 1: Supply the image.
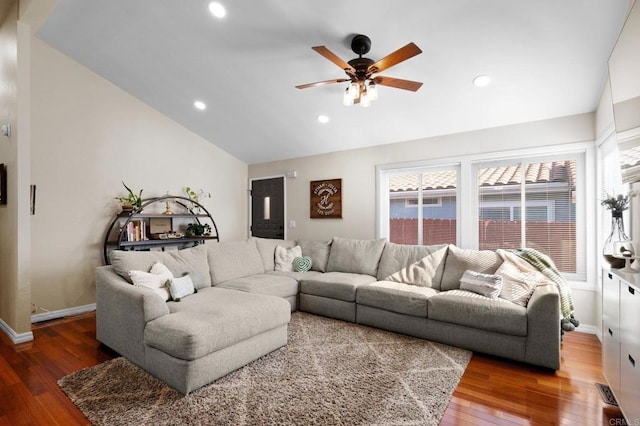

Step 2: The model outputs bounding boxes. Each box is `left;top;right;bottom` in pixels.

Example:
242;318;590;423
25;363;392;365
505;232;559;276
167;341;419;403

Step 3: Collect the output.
348;82;360;100
360;91;371;108
343;88;354;106
366;80;378;101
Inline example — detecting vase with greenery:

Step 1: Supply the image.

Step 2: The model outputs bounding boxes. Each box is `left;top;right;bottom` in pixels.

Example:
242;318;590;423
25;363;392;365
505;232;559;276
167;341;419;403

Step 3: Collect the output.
601;193;631;268
115;181;143;213
184;186;211;213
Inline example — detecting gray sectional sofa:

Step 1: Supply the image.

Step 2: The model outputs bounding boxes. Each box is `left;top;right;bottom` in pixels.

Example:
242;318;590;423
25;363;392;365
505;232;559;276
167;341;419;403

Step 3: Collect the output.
96;236;561;394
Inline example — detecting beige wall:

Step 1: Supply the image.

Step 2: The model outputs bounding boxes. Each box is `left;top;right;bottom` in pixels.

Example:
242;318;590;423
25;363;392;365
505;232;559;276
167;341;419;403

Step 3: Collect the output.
0;1;31;336
0;0;249;340
249;113;601;328
27;36;248;314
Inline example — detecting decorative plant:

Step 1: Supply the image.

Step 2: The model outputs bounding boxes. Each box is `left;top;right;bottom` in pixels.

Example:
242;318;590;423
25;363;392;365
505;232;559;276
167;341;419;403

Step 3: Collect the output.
185;223;211;237
184;186;211;213
115;181;143;210
601;193;631;217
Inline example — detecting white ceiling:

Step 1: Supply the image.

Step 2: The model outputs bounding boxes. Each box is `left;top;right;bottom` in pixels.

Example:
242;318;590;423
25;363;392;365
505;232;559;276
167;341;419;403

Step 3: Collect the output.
37;0;629;164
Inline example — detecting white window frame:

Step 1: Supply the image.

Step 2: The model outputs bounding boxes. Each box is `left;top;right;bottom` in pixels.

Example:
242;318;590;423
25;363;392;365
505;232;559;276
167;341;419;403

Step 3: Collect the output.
376;141;596;289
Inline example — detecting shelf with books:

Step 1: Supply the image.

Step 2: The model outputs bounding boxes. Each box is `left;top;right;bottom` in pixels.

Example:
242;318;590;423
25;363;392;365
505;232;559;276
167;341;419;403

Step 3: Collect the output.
103;194;219;264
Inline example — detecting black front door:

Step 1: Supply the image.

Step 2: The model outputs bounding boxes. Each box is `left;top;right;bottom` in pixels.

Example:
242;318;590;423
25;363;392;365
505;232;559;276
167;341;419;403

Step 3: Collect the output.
251;177;285;239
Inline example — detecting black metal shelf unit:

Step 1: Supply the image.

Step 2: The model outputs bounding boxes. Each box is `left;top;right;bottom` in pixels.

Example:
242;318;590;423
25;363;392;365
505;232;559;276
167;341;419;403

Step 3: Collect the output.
103;195;219;264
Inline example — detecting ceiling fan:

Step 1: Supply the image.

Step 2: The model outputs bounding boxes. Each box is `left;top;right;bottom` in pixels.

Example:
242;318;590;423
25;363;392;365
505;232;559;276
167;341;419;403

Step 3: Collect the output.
296;34;423;107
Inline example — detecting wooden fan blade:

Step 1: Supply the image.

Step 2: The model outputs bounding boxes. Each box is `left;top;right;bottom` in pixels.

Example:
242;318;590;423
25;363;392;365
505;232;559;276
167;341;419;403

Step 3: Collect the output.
369;43;422;74
312;46;356;73
374;76;423;91
295;78;350;90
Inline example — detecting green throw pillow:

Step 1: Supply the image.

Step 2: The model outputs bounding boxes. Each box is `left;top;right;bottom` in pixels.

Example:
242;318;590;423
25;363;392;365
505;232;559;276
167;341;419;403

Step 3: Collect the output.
293;256;312;272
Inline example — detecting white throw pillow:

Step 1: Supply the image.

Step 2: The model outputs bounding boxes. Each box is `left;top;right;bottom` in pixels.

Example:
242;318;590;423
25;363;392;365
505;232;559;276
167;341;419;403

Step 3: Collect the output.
129;262;174;301
167;274;196;301
495;260;540;306
274;245;302;272
459;269;503;299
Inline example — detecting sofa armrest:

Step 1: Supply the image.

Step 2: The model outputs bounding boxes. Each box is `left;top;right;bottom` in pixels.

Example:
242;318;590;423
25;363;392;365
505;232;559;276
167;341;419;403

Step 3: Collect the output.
524;283;561;369
96;266;169;367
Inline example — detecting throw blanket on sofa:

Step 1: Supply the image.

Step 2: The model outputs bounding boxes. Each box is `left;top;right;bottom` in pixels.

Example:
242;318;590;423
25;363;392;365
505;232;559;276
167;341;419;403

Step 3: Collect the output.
510;248;575;324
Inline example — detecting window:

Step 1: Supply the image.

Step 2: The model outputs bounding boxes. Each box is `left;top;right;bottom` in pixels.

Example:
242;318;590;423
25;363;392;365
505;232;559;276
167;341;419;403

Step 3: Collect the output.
377;146;589;282
475;158;582;277
387;168;458;246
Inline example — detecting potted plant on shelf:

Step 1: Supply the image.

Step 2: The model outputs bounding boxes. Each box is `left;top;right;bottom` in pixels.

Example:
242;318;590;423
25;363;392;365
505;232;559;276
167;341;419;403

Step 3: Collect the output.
185;223;211;237
115;181;143;213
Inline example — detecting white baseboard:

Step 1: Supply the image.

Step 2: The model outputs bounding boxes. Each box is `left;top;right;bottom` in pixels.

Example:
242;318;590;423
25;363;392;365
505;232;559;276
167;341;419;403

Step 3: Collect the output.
0;318;34;344
31;303;96;324
574;323;600;336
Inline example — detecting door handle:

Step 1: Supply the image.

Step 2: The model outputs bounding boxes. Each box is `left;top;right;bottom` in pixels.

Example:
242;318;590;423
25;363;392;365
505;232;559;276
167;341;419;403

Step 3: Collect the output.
609;328;614;336
629;354;636;368
629;286;635;295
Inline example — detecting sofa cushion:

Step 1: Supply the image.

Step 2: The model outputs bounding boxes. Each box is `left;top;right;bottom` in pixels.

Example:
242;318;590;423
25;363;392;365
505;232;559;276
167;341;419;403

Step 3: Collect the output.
148;287;290;360
300;272;377;302
440;245;503;291
459;270;503;299
167;274;196;301
357;281;439;317
207;239;265;285
110;244;211;290
128;263;173;301
266;270;324;282
297;240;332;272
274;245;302;272
326;237;386;276
495;260;541;307
382;246;449;289
428;289;527;336
252;237;297;271
216;273;299;298
293;256;312;272
377;243;448;285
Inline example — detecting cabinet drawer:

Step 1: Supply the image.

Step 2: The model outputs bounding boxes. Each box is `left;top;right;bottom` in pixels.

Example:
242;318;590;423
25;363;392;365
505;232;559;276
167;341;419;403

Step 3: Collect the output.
619;282;640;423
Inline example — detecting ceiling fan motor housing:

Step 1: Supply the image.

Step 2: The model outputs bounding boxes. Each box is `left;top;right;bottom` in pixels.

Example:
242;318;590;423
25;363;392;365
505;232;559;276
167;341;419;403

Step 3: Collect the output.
351;34;371;56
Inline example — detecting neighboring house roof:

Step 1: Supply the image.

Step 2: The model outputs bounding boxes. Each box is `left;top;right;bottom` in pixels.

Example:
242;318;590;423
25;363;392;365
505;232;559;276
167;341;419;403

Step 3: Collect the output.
389;161;576;192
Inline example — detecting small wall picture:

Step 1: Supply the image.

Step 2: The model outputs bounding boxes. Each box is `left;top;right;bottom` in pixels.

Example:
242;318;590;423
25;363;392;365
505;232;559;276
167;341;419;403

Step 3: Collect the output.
0;163;6;205
310;178;342;219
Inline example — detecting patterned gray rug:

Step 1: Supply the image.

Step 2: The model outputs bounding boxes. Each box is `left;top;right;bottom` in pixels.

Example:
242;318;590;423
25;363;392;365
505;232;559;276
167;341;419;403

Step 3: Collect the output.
59;312;471;425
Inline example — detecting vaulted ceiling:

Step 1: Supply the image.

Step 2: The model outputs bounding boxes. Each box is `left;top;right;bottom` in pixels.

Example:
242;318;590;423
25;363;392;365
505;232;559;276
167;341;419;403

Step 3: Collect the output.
37;0;630;164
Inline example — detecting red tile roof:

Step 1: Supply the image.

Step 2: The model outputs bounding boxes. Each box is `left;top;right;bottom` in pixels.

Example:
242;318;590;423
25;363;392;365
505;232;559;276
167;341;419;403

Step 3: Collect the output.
389;160;576;192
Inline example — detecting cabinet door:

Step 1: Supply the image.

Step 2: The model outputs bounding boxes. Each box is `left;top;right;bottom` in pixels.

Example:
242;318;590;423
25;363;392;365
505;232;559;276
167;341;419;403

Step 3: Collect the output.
620;282;640;423
602;271;620;398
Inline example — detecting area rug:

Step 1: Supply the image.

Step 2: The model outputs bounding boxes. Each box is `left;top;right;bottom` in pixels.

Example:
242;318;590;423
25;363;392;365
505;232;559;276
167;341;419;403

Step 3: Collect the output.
59;312;471;425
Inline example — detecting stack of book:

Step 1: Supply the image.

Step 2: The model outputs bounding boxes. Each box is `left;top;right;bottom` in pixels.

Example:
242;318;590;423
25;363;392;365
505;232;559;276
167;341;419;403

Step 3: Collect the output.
126;220;147;242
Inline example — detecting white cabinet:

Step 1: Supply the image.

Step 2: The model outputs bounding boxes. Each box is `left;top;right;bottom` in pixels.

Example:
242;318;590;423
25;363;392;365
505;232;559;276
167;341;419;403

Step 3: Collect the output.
602;271;620;397
604;269;640;424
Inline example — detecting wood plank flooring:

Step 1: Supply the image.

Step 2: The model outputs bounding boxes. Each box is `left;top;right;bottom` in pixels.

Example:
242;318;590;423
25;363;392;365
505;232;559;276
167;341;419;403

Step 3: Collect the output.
0;313;626;425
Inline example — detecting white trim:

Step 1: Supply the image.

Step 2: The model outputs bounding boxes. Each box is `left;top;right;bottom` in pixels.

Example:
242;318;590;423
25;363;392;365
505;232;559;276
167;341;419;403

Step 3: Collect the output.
0;318;34;344
31;303;96;323
574;324;600;336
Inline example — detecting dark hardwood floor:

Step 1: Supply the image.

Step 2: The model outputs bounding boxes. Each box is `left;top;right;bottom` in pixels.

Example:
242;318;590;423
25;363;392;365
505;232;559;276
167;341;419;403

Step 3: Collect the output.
0;312;626;425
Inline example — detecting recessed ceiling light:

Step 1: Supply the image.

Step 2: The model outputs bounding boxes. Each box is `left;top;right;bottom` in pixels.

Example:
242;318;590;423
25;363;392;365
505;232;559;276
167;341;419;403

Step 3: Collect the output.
317;115;329;124
473;75;491;87
208;2;226;18
194;100;207;110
